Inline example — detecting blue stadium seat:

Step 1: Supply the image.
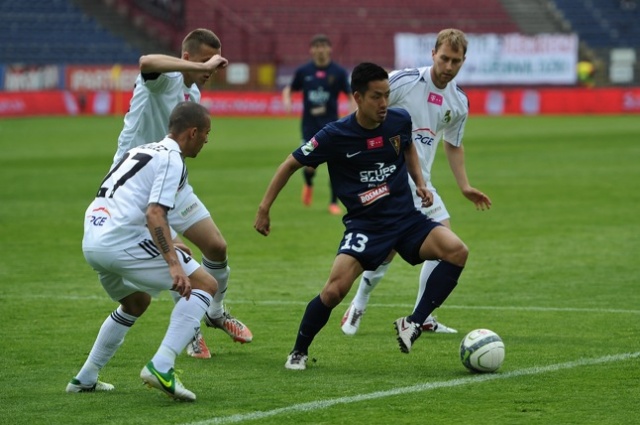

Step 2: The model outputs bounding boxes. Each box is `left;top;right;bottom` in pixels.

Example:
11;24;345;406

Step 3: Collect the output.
0;0;140;64
554;0;640;48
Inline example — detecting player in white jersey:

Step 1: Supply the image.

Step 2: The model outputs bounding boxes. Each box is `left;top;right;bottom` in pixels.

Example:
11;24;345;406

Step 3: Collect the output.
67;102;216;401
340;28;492;336
114;29;252;359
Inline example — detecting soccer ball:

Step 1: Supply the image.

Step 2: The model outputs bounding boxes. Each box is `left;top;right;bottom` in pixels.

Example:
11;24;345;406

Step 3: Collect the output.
460;329;505;373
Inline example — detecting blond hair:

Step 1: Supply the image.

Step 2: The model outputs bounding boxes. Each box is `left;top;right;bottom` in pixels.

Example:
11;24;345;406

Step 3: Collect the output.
435;28;468;55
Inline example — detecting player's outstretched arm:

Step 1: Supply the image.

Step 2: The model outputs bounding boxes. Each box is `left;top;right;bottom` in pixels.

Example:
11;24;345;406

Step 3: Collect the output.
139;54;228;74
255;155;303;236
444;142;491;211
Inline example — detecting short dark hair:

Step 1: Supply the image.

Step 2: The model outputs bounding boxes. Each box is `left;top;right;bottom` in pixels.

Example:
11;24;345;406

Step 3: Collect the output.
168;102;210;134
350;62;388;95
182;28;221;55
310;33;331;46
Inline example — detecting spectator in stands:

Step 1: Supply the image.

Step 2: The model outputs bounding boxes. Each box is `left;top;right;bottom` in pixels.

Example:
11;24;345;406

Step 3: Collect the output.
112;28;253;360
282;33;355;215
340;28;491;336
577;60;596;87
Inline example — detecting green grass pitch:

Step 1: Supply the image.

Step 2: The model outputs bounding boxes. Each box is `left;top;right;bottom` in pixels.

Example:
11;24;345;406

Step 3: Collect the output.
0;114;639;424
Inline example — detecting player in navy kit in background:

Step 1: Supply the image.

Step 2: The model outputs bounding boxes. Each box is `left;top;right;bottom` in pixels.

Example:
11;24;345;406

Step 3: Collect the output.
282;34;354;215
256;63;469;370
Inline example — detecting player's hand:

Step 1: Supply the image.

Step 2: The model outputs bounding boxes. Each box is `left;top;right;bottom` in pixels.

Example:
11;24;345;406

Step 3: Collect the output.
254;208;271;236
416;186;434;208
462;187;492;210
174;242;192;256
207;54;228;72
170;267;191;300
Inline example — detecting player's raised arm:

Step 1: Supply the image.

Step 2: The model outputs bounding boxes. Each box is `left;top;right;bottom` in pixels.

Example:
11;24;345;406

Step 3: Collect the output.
255;155;304;236
139;54;228;74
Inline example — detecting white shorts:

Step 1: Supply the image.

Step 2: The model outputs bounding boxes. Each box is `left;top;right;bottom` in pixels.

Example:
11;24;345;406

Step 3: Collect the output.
415;186;450;223
84;243;201;301
168;182;212;234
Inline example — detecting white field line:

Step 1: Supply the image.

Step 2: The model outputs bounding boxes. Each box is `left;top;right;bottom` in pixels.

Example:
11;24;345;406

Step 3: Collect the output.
12;294;640;315
179;352;640;425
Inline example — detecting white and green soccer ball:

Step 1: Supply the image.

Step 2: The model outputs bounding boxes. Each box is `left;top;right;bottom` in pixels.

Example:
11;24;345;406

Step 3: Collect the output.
460;329;505;373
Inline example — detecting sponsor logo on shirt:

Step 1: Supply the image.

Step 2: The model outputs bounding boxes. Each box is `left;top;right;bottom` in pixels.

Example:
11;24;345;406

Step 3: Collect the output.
358;183;390;206
87;206;110;227
316;70;326;78
367;136;384;150
428;92;443;105
301;137;319;156
413;128;436;145
360;162;396;183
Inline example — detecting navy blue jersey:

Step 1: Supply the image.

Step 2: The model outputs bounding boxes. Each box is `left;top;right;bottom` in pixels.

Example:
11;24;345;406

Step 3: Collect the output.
293;108;416;227
289;61;351;140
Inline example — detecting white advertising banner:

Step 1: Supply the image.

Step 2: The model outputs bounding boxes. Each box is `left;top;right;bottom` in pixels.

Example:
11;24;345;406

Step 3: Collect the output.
394;33;579;85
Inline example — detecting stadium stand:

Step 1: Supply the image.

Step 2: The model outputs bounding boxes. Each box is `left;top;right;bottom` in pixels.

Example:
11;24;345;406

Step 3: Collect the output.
183;0;520;68
0;0;141;64
0;0;637;84
553;0;640;48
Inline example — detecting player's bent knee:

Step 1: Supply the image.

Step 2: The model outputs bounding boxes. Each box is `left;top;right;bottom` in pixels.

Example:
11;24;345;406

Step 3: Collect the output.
119;292;151;317
446;241;469;267
190;269;218;296
200;238;228;261
320;280;352;308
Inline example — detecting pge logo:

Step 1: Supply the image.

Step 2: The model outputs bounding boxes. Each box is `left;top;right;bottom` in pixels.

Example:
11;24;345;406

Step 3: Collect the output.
414;133;435;145
88;215;108;226
88;206;110;226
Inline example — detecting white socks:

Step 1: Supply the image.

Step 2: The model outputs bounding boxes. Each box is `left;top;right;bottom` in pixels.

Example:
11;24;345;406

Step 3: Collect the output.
75;306;137;385
152;289;212;372
352;261;391;310
202;256;230;318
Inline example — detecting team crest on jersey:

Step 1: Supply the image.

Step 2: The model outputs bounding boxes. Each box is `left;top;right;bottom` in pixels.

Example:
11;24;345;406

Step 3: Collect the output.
443;110;452;123
389;135;401;155
301;137;319;156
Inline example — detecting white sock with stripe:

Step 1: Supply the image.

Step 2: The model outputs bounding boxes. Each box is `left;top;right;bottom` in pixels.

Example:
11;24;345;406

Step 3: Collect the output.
75;306;137;385
202;256;229;318
151;289;212;372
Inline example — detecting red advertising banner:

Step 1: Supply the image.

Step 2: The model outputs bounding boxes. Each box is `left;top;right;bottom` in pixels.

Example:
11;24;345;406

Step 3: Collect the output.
2;88;640;118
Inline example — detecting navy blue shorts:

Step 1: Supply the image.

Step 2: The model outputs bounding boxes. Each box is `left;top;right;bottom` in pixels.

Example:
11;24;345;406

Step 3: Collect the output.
337;209;442;271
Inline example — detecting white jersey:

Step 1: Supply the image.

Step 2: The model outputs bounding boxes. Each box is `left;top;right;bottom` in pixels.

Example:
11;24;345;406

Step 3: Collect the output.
84;137;187;251
113;72;200;164
389;66;469;199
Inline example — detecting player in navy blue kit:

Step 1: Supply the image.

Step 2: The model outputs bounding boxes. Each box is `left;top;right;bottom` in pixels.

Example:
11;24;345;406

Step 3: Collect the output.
282;34;354;215
256;63;469;370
